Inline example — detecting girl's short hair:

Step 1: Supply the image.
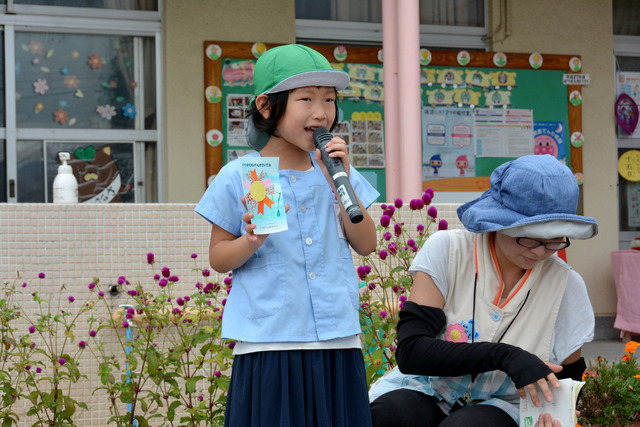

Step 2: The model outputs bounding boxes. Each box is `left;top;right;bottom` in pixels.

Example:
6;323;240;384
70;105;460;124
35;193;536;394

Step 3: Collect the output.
246;89;340;137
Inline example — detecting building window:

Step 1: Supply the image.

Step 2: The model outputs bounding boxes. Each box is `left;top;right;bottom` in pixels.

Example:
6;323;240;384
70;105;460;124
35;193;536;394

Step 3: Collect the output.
0;2;162;203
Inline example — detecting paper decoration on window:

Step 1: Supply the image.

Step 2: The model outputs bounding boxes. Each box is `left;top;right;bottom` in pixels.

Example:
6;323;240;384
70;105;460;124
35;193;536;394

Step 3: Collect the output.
28;41;44;55
529;53;543;69
53;108;69;125
618;150;640;182
615;93;639;136
64;75;79;89
97;105;116;120
87;53;104;69
35;102;44;114
334;45;347;62
122;103;137;119
33;78;49;95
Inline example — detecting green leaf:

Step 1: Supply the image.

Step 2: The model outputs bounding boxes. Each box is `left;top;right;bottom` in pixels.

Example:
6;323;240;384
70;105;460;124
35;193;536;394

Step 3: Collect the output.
167;401;181;422
186;376;203;394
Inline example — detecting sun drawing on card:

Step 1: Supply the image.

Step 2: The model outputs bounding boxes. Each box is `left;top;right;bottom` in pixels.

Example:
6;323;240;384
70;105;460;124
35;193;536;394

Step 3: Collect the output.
244;169;275;215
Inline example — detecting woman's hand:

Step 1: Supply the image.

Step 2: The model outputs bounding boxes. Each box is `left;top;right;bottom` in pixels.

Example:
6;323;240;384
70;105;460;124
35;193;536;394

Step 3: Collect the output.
517;361;562;406
535;413;562;427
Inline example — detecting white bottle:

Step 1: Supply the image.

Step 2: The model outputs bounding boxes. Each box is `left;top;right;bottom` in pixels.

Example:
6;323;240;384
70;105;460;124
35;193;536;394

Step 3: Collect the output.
53;152;78;203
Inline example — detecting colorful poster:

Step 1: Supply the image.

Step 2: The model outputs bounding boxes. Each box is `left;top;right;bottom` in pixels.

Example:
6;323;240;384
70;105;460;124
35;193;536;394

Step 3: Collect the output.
617;72;640;138
474;108;534;158
533;121;567;163
421;107;475;179
241;157;287;234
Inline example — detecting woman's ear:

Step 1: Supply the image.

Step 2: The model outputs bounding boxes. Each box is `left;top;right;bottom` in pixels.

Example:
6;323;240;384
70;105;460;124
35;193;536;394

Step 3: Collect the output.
255;94;271;119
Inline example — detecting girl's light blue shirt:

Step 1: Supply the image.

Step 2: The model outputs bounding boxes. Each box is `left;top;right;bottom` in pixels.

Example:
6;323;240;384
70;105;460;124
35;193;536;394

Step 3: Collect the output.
195;152;379;342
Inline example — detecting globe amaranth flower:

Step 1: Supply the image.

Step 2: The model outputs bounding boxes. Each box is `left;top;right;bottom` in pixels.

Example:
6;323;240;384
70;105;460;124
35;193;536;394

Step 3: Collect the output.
26;365;31;371
88;283;96;290
368;283;376;291
224;276;233;286
422;192;432;205
424;187;434;198
98;291;105;297
383;232;392;241
383;206;395;217
428;206;438;219
214;371;222;378
388;242;398;254
89;330;97;337
22;282;27;288
191;253;198;259
394;198;403;208
158;278;168;287
38;273;45;279
176;297;185;306
36;367;42;373
168;275;179;282
407;239;416;247
357;265;369;280
202;268;211;277
394;223;402;237
117;276;126;285
78;340;86;349
29;326;36;333
68;296;75;303
379;249;388;260
127;290;138;297
122;321;130;328
380;311;388;319
161;267;171;278
380;215;391;228
227;341;236;349
438;219;448;230
58;358;66;365
147;252;154;264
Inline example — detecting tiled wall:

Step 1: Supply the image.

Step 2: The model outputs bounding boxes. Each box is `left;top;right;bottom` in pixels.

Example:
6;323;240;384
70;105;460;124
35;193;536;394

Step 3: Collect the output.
0;202;462;425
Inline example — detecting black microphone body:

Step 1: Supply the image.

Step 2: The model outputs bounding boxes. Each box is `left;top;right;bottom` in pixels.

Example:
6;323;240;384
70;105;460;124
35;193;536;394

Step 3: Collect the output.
313;127;364;224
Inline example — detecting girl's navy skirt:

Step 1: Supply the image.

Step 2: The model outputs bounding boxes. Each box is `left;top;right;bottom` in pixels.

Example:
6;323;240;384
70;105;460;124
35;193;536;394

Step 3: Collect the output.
224;348;373;427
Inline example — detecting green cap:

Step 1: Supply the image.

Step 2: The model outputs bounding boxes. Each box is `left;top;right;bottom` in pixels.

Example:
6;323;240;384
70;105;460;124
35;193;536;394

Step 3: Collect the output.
246;44;350;151
253;44;350;96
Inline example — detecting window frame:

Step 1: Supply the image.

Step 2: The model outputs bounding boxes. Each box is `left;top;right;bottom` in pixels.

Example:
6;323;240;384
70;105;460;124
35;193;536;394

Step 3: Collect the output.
0;2;164;203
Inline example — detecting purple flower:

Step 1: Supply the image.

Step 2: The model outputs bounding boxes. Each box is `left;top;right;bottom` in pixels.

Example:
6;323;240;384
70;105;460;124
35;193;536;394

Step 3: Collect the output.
58;358;66;365
383;232;392;241
184;296;190;302
176;297;185;306
227;341;236;349
368;283;376;290
438;219;448;230
36;367;42;373
29;326;36;333
422;192;432;205
127;290;138;297
413;199;424;210
379;249;388;260
203;283;214;294
191;253;198;259
202;269;211;277
89;330;97;337
158;278;168;287
407;239;415;247
384;206;395;217
78;340;86;349
394;198;403;208
357;266;368;280
154;274;161;280
118;276;126;285
122;321;130;328
147;252;155;264
424;187;434;198
388;242;398;254
380;311;388;318
380;215;391;228
394;223;402;237
68;296;75;303
223;276;233;286
38;273;45;279
98;291;105;297
168;275;179;282
161;267;170;278
26;365;31;371
198;395;204;401
214;371;222;378
428;206;438;219
88;283;95;290
222;298;227;306
22;282;27;288
417;224;425;233
400;295;408;302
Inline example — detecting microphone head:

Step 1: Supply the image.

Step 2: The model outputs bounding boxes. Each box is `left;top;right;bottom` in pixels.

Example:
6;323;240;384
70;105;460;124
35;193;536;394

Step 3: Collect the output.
313;127;332;149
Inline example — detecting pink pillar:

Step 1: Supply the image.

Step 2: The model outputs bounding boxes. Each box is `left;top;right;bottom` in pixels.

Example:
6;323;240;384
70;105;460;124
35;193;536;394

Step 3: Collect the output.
396;0;423;200
382;0;401;201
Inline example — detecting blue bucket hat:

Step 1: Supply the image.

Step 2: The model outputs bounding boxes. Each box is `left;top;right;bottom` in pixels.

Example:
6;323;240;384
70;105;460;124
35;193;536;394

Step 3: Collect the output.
246;44;350;151
457;154;598;239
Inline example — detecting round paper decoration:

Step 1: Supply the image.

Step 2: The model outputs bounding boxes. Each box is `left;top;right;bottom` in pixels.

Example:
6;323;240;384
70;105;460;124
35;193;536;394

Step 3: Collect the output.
569;57;582;72
205;86;222;103
615;93;639;136
419;48;432;66
618;149;640;182
569;90;582;106
574;172;584;186
570;131;584;148
377;48;384;63
206;44;221;60
457;51;470;66
529;53;543;69
252;42;267;59
493;52;507;67
333;45;347;62
206;129;223;147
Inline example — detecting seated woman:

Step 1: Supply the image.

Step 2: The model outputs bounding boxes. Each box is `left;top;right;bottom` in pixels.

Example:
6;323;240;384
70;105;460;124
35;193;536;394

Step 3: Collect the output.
369;154;598;427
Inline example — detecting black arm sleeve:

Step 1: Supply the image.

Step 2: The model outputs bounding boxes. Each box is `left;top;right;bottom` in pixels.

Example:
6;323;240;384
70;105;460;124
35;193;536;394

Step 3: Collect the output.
555;357;586;381
396;301;553;389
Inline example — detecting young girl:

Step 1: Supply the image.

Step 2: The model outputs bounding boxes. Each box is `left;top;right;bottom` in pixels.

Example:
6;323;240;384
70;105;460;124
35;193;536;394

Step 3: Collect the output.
195;44;378;427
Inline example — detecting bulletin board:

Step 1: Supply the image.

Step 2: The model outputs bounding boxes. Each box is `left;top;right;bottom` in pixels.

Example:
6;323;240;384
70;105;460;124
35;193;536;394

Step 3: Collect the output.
203;41;584;197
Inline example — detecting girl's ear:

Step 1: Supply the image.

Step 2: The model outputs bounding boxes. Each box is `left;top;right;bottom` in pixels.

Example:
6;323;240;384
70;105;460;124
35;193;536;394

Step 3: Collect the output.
255;94;271;119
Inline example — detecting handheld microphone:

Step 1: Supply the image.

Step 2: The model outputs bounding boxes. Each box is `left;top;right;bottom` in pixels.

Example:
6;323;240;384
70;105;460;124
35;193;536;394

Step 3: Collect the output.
313;127;364;224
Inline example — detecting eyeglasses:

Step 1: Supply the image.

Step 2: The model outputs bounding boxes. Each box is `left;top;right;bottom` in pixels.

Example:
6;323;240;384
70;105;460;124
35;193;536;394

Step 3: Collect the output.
515;237;571;251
